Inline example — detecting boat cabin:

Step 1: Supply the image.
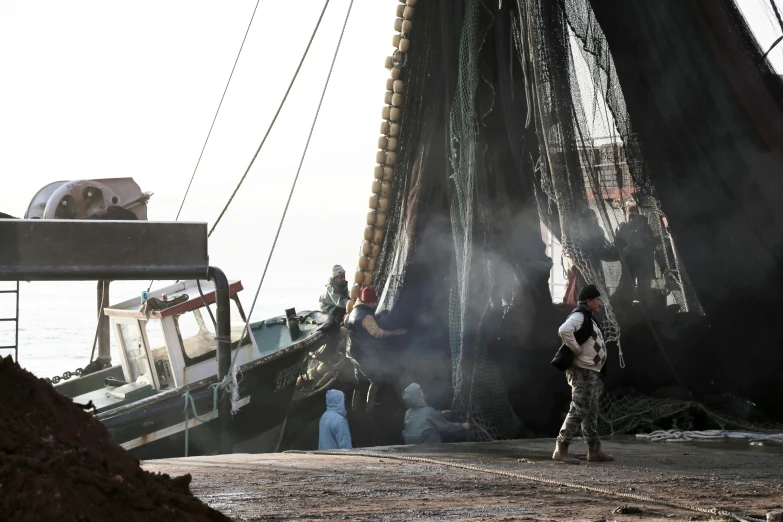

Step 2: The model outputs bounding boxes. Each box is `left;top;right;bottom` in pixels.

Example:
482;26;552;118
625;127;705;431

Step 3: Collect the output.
103;280;255;392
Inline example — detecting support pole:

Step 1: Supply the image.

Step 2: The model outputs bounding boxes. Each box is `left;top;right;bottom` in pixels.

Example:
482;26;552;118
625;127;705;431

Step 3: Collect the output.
97;280;111;365
208;266;233;455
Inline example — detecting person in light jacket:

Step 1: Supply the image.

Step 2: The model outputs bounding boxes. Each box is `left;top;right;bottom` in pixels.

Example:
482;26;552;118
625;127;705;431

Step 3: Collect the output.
402;383;469;445
552;284;614;465
319;265;350;323
318;389;352;450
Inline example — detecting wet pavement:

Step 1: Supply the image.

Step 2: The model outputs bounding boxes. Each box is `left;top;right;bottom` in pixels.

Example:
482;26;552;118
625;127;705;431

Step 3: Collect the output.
143;438;783;521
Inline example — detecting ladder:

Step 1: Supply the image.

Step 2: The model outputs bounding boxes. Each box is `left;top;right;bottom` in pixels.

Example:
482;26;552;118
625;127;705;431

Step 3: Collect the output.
0;281;20;362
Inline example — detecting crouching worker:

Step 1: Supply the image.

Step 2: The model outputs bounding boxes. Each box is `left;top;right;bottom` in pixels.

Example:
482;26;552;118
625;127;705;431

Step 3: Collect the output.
553;284;613;464
402;383;470;445
318;389;352;450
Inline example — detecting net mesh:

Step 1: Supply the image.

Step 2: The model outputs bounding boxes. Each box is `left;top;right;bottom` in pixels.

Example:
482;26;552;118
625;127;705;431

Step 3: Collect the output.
369;0;783;440
598;392;783;437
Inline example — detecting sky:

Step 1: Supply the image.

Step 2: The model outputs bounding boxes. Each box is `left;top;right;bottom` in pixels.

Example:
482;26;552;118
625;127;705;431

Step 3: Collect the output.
1;0;783;373
0;0;393;322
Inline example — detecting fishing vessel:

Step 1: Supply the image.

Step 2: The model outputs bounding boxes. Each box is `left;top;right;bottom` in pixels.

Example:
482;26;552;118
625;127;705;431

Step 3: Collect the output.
1;177;332;458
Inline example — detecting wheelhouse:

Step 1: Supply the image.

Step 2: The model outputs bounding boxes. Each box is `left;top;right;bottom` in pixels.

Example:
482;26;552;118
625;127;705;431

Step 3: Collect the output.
104;280;256;391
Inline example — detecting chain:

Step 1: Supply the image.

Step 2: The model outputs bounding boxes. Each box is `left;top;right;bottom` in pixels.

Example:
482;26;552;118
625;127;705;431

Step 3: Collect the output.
45;367;83;385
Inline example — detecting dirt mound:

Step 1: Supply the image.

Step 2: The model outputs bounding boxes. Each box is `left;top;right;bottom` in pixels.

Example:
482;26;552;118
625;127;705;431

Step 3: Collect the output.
0;356;230;522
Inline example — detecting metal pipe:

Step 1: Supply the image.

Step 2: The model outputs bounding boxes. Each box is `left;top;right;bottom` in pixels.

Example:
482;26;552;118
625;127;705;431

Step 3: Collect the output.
97;281;111;364
208;266;232;455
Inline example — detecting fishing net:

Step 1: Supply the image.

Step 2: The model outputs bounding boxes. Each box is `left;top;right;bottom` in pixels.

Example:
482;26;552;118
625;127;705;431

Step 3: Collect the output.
598;391;783;437
370;0;783;440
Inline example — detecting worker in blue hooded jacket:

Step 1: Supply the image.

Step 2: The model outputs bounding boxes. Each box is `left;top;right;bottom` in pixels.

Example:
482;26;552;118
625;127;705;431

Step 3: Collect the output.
318;389;352;450
402;383;470;445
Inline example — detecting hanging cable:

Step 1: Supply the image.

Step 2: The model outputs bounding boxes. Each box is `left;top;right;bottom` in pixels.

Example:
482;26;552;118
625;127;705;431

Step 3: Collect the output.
230;0;354;343
174;0;262;221
146;0;330;295
207;0;333;238
770;0;783;33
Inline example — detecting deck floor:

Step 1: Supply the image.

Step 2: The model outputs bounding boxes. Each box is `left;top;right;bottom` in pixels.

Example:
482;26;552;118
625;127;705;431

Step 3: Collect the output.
143;438;783;521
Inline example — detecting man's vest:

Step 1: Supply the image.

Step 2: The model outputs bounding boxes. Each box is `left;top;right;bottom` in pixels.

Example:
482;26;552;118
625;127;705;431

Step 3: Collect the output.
571;306;600;346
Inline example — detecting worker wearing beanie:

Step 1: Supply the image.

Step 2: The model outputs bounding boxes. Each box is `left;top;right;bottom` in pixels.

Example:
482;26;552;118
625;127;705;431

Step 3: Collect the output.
345;286;406;412
552;284;614;465
319;265;350;323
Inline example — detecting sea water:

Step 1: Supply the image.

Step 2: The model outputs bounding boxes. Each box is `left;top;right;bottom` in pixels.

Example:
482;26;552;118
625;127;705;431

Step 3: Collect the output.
0;279;317;379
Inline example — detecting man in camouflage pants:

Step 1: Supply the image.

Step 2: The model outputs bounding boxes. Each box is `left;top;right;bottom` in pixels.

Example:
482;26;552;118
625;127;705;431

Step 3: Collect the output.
553;284;614;464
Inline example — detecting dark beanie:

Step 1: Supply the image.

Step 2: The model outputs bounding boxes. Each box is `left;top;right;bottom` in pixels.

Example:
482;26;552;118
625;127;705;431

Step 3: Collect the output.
578;284;601;302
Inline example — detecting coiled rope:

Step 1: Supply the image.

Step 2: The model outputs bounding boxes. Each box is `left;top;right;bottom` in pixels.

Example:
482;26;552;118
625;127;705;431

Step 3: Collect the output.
285;449;765;522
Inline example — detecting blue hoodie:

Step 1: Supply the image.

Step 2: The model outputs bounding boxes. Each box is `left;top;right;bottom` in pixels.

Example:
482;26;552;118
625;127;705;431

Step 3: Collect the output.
318;389;352;450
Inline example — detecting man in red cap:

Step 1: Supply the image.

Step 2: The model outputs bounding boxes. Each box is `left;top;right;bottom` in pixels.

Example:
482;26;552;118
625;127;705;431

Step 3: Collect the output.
345;286;406;412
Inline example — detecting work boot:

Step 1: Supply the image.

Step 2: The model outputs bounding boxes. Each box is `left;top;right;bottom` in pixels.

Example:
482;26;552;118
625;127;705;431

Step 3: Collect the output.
587;442;614;462
552;441;580;464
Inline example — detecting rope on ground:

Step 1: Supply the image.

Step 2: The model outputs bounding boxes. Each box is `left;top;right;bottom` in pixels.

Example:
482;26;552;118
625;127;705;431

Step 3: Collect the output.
182;374;235;457
635;429;726;443
207;0;332;238
284;449;765;522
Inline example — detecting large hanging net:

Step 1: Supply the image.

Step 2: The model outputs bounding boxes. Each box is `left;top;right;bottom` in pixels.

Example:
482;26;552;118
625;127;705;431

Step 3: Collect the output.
373;0;783;439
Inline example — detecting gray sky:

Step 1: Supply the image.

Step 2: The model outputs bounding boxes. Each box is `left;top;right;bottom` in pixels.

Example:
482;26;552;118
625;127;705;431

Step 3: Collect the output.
0;0;781;316
0;0;393;314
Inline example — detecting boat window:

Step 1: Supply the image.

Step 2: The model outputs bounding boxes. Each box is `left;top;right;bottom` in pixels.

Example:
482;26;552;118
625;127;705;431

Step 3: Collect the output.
175;309;217;359
204;299;247;343
117;321;153;385
145;319;173;390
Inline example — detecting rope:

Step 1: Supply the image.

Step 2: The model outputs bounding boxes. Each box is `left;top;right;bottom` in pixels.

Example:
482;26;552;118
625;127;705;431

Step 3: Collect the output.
178;0;354;457
144;0;331;294
636;429;726;443
223;0;354;358
174;0;262;221
207;0;332;239
771;0;783;35
182;374;235;457
285;449;765;522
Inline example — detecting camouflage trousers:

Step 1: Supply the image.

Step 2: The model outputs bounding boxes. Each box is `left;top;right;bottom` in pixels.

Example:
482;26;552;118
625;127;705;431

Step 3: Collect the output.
556;367;603;446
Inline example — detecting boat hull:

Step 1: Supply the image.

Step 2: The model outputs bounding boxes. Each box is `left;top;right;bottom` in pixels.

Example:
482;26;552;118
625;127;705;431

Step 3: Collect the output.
99;329;325;459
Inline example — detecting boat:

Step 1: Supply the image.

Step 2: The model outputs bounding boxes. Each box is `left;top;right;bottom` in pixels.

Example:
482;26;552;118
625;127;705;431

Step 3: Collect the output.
54;279;329;459
0;177;335;458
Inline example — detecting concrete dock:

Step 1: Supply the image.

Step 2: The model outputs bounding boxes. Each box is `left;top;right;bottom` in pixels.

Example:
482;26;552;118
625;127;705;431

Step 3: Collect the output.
143;439;783;521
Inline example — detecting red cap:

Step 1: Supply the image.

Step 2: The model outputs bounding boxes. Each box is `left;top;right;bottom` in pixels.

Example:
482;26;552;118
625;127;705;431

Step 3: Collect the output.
361;286;377;304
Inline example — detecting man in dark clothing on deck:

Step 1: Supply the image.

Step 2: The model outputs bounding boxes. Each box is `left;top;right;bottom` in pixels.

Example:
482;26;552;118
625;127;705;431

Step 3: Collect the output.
346;286;406;412
562;208;617;307
613;204;658;307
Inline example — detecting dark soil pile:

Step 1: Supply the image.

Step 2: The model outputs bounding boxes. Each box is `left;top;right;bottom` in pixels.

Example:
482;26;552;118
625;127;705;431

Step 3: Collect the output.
0;356;231;522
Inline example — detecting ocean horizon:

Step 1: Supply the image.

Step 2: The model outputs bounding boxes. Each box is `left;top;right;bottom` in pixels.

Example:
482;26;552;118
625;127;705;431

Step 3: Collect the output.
0;279;319;379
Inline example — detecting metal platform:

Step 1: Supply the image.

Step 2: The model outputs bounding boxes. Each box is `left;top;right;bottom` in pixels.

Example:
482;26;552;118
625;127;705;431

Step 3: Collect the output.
0;220;208;281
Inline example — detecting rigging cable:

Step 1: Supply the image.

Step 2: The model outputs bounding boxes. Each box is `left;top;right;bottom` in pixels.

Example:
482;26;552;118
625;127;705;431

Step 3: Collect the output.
764;0;783;57
231;0;355;335
770;0;783;34
206;0;333;238
145;0;331;294
174;0;262;221
195;0;354;423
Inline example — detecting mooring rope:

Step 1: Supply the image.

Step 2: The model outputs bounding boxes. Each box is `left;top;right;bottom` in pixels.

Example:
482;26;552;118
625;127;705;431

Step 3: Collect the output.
285;449;765;522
